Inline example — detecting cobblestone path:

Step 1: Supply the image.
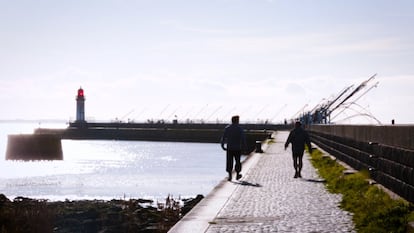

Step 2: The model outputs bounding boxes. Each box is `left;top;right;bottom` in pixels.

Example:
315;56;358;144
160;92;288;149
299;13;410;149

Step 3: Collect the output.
205;131;355;233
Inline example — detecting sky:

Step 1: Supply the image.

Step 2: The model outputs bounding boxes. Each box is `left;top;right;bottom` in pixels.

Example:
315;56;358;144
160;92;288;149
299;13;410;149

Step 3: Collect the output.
1;0;413;124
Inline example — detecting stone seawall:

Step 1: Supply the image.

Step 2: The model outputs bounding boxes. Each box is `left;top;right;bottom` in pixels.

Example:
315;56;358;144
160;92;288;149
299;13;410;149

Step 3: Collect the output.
7;125;273;160
309;124;414;150
6;134;63;160
35;127;271;155
308;124;414;203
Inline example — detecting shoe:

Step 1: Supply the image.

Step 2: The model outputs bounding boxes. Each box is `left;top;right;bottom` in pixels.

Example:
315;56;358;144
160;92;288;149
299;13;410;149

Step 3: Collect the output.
294;172;298;178
298;172;302;178
228;173;232;181
236;173;242;180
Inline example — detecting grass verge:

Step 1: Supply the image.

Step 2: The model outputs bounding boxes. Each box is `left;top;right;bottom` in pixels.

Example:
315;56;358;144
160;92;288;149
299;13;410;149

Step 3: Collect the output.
309;148;414;233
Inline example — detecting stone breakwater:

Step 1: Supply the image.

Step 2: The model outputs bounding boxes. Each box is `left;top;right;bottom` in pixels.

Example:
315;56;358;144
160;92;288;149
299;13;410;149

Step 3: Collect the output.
11;125;271;160
0;194;203;233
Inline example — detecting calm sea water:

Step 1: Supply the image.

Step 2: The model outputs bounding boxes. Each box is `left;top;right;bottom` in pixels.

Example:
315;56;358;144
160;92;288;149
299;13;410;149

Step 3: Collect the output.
0;122;227;201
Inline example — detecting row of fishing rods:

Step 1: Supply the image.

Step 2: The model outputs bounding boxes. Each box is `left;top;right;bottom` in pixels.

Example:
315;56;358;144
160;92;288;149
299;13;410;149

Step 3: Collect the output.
118;74;380;124
118;103;288;124
292;74;381;124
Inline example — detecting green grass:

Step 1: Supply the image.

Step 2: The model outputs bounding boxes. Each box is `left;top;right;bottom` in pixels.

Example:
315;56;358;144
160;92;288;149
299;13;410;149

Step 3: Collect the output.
309;148;414;233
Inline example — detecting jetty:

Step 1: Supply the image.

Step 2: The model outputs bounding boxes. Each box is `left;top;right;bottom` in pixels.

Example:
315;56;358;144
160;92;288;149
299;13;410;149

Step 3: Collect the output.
6;121;290;161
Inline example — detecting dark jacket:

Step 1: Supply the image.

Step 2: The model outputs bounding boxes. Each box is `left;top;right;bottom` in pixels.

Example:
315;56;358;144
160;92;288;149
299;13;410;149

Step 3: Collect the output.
285;127;312;154
221;124;246;151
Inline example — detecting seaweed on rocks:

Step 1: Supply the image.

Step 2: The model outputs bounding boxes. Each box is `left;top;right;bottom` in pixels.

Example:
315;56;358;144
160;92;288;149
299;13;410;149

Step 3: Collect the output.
180;194;204;216
0;194;204;233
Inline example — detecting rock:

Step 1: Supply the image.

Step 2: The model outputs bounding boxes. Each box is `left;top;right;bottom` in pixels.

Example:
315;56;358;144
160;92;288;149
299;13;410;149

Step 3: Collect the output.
0;194;10;205
181;194;204;216
82;219;100;233
137;198;154;204
62;218;82;232
0;193;202;233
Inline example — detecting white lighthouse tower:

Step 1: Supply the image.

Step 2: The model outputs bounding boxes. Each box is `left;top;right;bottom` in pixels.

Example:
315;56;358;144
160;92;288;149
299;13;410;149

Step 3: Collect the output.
76;87;86;123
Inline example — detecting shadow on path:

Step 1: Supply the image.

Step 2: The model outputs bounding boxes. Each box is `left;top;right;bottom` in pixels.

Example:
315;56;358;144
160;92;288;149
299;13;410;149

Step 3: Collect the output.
232;180;262;187
301;178;327;183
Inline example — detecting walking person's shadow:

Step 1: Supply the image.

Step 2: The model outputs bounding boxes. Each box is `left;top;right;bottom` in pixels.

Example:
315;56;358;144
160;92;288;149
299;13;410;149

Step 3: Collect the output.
232;180;262;187
301;178;326;183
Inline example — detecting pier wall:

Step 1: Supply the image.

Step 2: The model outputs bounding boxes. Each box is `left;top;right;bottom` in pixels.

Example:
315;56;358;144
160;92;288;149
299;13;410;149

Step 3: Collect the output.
34;125;274;155
309;125;414;150
308;125;414;203
6;134;63;160
68;122;291;131
8;122;285;160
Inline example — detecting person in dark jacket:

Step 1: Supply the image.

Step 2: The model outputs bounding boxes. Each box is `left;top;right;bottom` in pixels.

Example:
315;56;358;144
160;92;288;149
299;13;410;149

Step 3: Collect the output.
284;121;312;178
221;115;247;181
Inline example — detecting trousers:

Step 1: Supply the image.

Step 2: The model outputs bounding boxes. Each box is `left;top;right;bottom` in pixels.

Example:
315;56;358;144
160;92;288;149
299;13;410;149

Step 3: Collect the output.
226;150;242;173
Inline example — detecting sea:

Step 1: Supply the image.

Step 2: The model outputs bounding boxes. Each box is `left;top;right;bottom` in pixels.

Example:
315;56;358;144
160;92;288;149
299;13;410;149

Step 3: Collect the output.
0;121;228;201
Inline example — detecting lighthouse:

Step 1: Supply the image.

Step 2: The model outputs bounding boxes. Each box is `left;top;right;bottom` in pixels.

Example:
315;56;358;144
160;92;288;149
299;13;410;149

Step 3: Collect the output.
76;87;86;123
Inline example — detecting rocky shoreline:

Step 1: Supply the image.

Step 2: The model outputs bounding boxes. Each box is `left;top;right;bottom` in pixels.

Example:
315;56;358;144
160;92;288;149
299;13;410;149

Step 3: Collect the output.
0;194;203;233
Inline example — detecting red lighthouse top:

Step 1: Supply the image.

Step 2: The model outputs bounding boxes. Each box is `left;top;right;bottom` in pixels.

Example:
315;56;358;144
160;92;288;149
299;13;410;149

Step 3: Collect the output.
77;87;84;97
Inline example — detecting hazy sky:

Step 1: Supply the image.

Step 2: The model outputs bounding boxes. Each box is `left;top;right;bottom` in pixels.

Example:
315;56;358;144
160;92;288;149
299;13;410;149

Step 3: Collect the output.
1;0;413;124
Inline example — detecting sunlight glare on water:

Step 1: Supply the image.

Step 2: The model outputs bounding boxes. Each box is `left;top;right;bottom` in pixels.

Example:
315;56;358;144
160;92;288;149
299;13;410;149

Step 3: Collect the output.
0;122;226;201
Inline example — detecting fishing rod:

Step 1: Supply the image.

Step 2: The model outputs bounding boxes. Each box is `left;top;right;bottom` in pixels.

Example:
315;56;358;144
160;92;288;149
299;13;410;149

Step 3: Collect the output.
120;109;135;121
291;103;309;120
205;106;223;122
330;74;377;114
331;81;379;122
271;104;287;122
325;84;354;113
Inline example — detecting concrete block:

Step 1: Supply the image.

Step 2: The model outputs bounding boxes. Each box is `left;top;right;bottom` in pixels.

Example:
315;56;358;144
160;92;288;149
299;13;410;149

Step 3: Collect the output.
6;134;63;160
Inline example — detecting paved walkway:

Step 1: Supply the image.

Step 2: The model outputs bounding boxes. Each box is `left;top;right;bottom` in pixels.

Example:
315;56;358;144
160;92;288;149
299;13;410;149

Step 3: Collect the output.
169;131;355;233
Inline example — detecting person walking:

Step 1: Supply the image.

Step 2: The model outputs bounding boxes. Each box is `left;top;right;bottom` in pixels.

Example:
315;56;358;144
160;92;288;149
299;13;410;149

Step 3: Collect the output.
221;115;247;181
284;121;312;178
